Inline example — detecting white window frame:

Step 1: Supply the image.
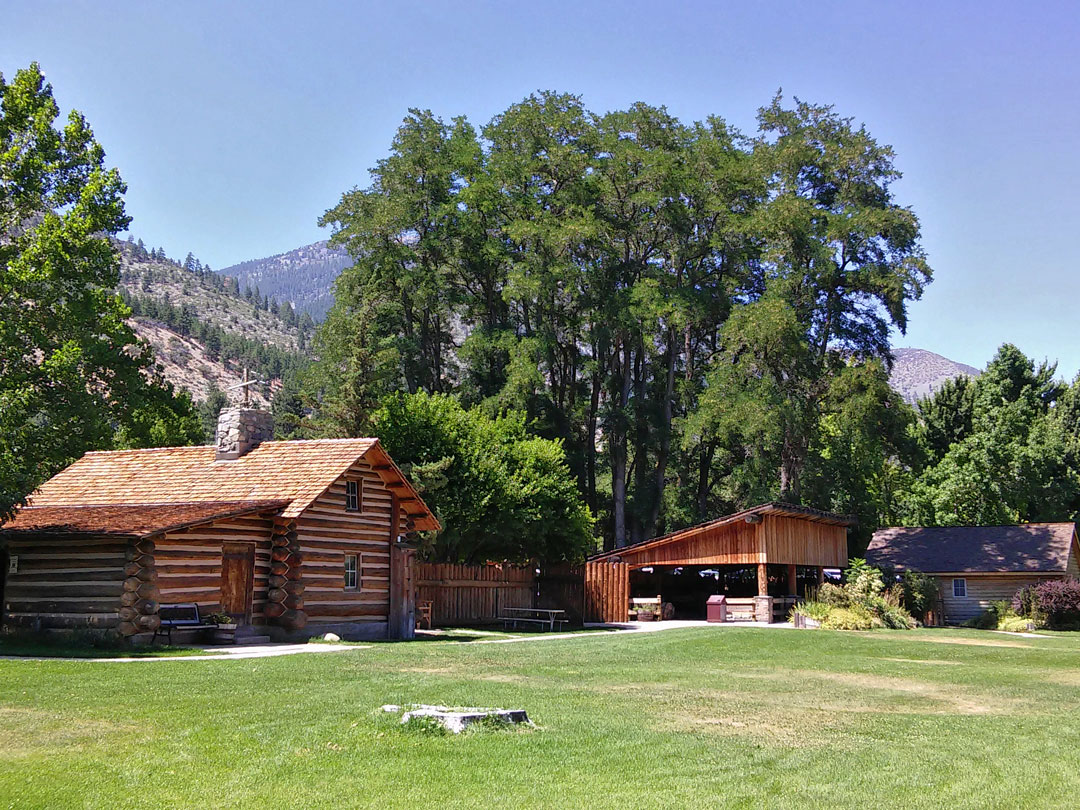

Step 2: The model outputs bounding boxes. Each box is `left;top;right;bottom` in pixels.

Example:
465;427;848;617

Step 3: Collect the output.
345;479;361;512
344;554;359;591
952;578;967;598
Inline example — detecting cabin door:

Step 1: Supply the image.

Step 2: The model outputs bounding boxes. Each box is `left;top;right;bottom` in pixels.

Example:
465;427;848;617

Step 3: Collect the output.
220;542;255;623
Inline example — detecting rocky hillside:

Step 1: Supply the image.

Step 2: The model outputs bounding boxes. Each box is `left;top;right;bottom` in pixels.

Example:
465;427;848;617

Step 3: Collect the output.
217;240;352;321
115;240;311;403
890;348;981;403
131;321;272;406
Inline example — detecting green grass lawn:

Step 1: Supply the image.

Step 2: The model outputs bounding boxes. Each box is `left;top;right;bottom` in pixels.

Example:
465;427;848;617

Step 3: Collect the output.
2;627;1079;809
0;637;217;659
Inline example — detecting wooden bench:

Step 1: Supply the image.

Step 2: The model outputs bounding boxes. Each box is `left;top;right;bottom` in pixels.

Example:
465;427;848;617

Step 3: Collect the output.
499;607;568;631
629;595;661;619
151;603;216;645
723;598;757;622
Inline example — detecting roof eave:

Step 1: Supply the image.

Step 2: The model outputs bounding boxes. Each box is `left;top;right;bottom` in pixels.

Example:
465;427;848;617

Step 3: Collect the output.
590;502;854;561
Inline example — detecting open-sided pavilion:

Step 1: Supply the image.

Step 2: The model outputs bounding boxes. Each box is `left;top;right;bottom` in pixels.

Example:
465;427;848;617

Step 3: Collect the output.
585;503;855;623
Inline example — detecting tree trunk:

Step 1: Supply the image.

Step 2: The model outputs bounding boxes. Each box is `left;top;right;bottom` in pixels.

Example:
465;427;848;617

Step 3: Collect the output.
696;442;714;521
779;432;808;503
585;369;601;514
611;340;633;548
630;340;649;545
645;327;677;539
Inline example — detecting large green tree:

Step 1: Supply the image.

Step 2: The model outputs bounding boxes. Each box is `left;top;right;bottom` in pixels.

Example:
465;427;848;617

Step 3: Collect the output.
313;91;932;551
700;95;931;502
0;63;200;520
371;392;593;563
900;345;1077;525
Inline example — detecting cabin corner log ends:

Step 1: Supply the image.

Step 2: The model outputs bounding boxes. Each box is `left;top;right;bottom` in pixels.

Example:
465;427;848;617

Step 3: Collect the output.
267;517;307;631
118;537;161;636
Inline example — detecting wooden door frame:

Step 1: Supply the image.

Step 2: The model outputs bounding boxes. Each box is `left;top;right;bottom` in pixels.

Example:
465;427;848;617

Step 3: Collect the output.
221;541;255;623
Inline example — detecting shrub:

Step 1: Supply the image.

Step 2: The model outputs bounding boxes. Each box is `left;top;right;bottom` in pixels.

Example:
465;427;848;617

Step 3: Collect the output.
863;586;916;629
964;599;1033;631
792;600;831;622
1012;585;1044;625
816;582;851;608
1030;579;1080;629
900;570;939;621
997;614;1034;632
820;606;880;631
845;558;884;602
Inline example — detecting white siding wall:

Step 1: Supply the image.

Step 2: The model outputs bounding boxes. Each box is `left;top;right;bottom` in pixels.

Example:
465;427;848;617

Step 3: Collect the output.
937;574;1051;623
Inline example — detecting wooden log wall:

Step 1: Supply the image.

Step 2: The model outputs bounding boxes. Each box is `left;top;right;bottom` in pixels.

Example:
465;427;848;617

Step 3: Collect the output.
1;535;127;631
584;561;629;623
414;563;536;626
294;458;396;627
155;514;274;623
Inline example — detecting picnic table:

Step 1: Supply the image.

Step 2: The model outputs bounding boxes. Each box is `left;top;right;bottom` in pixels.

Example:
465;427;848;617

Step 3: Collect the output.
499;607;568;632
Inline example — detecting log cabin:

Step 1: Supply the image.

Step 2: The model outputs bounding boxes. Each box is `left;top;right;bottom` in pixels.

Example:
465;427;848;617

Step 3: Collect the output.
866;523;1079;624
0;408;439;643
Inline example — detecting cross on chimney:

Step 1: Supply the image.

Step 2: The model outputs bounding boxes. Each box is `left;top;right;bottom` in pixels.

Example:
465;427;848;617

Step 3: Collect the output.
227;368;266;407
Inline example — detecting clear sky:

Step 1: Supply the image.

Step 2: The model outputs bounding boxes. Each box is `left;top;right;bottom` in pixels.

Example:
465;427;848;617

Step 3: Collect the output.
3;1;1078;377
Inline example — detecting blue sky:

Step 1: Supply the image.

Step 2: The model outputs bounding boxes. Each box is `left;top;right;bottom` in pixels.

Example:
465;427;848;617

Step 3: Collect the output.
3;1;1078;377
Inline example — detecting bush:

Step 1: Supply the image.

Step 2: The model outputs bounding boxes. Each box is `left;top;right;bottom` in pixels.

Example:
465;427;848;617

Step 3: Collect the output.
792;600;831;622
997;614;1034;632
816;582;851;608
900;570;939;621
964;599;1033;631
1027;579;1080;629
864;586;916;629
820;606;880;631
845;558;884;602
1012;585;1044;625
796;561;915;631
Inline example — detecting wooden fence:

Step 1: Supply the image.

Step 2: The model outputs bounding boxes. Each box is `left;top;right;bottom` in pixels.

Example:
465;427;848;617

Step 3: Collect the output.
414;563;536;626
414;562;588;627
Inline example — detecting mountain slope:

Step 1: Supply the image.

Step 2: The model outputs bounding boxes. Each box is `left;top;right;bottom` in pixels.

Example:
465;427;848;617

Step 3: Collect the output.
890;348;981;403
115;240;312;403
217;240;352;320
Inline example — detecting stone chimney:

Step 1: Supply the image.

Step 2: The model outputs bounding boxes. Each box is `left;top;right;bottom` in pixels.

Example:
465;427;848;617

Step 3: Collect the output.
215;408;275;461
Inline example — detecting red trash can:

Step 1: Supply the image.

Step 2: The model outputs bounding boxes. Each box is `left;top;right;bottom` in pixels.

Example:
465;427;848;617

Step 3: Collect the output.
706;594;727;623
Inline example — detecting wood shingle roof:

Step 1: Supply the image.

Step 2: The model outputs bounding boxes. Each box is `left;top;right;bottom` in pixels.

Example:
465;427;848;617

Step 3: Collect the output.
5;438;440;533
0;500;289;538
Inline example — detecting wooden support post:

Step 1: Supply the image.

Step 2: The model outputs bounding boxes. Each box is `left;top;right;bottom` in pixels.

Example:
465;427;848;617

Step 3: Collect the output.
786;563;797;596
817;566;826;586
756;562;769;596
388;492;412;640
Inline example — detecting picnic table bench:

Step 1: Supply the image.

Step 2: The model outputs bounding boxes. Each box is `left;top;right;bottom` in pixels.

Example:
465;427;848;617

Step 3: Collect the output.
151;603;217;644
499;607;568;632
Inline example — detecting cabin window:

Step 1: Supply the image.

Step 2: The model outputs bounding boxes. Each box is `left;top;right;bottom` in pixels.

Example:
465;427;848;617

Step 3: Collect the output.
345;479;361;512
952;578;967;598
344;554;359;590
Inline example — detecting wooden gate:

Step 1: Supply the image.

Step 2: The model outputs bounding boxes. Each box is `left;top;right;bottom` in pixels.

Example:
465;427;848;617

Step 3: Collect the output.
584;560;629;623
537;563;584;625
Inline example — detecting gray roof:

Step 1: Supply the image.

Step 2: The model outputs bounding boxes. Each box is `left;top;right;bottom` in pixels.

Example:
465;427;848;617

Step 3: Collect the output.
866;524;1077;574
